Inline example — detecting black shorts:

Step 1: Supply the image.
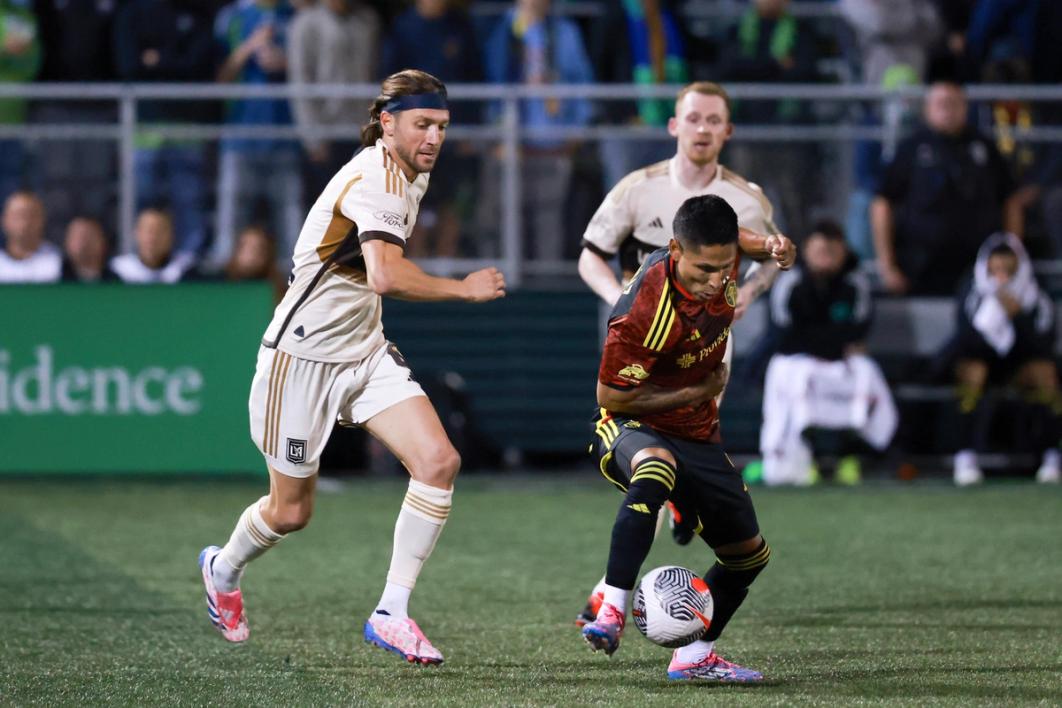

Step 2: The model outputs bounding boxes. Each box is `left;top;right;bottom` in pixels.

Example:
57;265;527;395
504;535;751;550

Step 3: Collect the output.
590;410;760;548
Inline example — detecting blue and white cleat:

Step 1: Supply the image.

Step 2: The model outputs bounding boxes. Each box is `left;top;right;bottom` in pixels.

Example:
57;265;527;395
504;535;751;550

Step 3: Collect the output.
198;545;249;642
581;602;625;656
667;650;764;682
364;611;444;666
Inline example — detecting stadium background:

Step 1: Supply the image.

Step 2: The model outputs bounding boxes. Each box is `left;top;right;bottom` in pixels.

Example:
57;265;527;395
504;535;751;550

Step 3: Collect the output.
1;1;1060;704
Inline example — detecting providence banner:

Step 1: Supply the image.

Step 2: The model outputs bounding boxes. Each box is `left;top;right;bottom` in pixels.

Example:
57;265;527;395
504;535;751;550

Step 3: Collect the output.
0;283;273;474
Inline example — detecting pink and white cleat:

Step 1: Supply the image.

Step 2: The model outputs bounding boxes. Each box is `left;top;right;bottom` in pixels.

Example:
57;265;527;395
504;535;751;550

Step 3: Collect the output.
581;602;625;655
198;545;249;643
667;650;764;682
364;611;444;666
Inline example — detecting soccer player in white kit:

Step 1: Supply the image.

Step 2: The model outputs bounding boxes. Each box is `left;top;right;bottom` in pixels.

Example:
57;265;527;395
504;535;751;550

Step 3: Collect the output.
574;82;792;639
198;70;505;665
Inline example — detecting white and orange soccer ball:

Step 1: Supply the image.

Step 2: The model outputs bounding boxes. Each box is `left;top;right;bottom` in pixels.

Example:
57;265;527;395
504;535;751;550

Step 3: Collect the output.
632;565;713;647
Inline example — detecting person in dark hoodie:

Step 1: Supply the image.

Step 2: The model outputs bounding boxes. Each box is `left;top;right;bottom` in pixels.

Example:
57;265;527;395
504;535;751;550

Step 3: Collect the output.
947;232;1060;486
759;220;897;486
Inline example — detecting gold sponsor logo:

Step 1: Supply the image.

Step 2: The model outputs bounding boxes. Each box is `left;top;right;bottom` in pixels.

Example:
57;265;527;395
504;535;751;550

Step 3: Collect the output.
618;363;650;381
676;326;730;367
725;280;739;308
623;420;642;429
688;328;701;342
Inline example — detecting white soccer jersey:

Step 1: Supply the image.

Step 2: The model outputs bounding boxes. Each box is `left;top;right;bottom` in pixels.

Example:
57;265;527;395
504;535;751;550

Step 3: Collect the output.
262;139;429;362
582;158;778;273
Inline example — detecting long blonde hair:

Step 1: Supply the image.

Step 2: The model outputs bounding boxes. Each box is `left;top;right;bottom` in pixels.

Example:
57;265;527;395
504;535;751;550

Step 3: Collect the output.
361;70;448;146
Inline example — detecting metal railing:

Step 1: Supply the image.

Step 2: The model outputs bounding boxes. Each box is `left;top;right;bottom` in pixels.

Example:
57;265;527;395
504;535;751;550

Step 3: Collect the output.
3;81;1061;284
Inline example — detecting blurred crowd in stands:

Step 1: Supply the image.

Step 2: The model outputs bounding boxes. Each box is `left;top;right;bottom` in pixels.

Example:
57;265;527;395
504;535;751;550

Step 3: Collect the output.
0;0;1058;285
1;0;1059;483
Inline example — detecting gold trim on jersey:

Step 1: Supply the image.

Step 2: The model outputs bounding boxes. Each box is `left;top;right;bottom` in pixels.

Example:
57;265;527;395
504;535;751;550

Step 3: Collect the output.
382;149;406;197
642;278;675;351
316;174;363;263
720;166;779;234
263;350;293;458
644;158;669;179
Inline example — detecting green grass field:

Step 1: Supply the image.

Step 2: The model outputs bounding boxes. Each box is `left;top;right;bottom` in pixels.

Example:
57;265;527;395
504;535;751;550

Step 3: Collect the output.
1;476;1060;706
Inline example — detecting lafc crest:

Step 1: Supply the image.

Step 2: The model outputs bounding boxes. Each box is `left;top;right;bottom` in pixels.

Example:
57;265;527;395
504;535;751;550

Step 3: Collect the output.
725;280;739;308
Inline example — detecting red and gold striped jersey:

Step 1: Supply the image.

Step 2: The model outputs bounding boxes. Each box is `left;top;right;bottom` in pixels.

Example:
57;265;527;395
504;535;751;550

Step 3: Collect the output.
598;247;740;441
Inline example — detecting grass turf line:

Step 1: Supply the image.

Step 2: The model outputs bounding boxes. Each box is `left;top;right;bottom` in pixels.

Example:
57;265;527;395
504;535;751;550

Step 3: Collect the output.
0;478;1059;705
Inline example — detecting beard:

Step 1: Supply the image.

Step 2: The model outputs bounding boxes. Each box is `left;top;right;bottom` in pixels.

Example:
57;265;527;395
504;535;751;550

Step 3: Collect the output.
393;141;437;175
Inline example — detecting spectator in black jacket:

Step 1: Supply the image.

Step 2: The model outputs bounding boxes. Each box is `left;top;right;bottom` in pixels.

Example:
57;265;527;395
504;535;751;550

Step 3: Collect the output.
759;220;897;486
113;0;217;256
872;81;1021;295
34;0;122;242
947;232;1060;486
60;216;117;282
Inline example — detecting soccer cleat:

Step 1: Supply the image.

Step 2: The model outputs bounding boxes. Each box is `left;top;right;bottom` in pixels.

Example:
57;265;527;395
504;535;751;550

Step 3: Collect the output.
581;602;625;655
198;545;249;642
574;590;604;628
667;650;764;682
364;611;444;666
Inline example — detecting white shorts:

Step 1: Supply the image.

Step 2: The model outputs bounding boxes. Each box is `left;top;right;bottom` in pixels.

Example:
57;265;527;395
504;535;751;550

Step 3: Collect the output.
248;341;425;477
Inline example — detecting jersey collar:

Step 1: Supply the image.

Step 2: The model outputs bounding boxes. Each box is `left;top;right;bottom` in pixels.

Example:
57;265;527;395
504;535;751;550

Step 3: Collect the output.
666;254;697;302
669;156;722;194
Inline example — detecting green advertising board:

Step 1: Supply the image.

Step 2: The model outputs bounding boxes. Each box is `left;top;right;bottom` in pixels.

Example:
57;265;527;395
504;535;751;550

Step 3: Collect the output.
0;283;273;474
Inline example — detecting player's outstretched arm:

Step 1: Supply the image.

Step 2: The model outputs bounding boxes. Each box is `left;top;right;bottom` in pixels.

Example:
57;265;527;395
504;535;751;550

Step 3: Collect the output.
597;363;728;416
734;260;779;320
362;239;506;303
578;248;623;306
738;227;795;270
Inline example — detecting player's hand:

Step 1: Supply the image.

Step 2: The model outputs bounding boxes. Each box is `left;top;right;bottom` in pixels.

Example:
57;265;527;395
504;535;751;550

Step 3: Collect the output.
879;263;909;294
698;362;729;403
462;267;506;302
765;234;796;270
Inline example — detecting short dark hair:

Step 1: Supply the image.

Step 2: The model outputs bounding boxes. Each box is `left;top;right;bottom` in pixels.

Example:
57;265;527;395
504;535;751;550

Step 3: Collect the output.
807;219;845;242
672;195;738;248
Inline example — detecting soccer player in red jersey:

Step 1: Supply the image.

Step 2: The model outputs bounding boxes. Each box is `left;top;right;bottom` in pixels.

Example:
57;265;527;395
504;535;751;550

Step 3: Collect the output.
582;194;795;682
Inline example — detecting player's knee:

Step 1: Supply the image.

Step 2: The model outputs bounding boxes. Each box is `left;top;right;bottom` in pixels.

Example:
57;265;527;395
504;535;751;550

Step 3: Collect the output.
410;442;461;487
625;455;677;510
270;499;314;534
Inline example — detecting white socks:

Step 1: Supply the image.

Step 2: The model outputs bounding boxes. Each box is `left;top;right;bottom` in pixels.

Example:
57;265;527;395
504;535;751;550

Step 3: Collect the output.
602;584;630;615
213;496;285;593
376;480;452;618
674;639;715;664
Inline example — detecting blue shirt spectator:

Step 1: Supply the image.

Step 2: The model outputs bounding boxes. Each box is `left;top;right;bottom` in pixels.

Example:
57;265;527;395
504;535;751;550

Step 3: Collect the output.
380;0;481;125
214;0;295;155
483;1;594;149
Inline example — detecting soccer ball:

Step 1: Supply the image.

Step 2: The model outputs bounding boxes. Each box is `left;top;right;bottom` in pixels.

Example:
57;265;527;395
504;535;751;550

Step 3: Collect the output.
632;565;713;647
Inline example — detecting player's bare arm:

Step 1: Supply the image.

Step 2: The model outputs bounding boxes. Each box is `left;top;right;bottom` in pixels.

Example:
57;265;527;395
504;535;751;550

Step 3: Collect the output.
578;248;624;306
737;227;796;269
597;363;728;417
734;260;779;320
362;239;505;302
